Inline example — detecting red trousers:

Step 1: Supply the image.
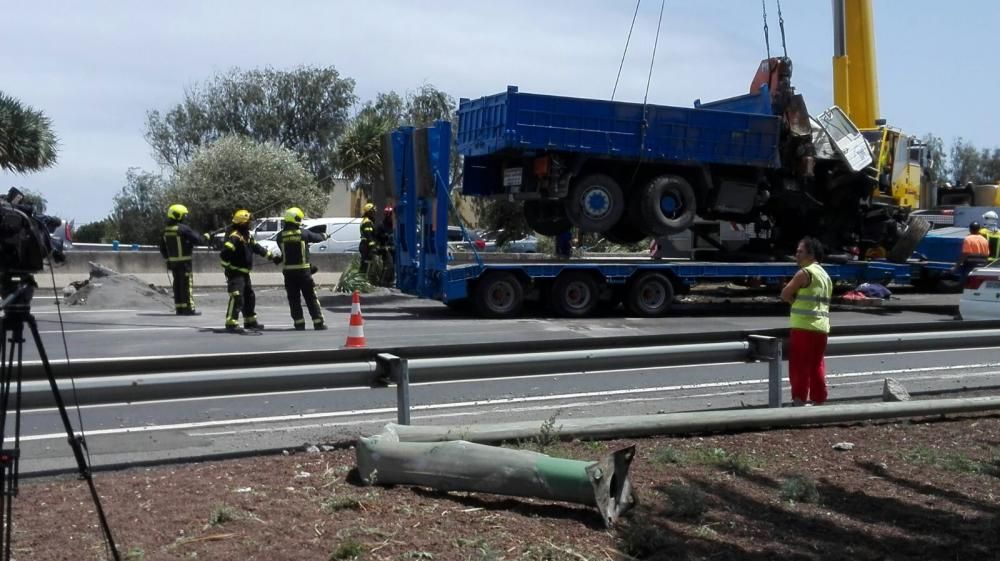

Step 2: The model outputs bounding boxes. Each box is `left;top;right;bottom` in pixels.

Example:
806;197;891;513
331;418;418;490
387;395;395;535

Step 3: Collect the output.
788;328;829;404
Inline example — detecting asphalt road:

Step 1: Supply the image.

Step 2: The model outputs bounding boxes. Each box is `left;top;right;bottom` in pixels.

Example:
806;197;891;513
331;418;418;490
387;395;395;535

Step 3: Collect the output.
9;288;997;474
24;286;960;360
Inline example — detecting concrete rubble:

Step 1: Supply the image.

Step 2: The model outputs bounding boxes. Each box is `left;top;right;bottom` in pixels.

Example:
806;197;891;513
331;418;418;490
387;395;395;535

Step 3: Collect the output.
62;262;174;310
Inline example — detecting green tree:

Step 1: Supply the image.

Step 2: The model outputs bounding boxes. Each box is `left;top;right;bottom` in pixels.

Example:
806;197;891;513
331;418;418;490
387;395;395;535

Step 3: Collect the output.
0;92;58;173
920;134;946;188
145;66;356;187
109;168;168;244
949;138;984;185
979;147;1000;185
336;105;400;198
167;136;326;234
339;85;459;199
74;219;113;243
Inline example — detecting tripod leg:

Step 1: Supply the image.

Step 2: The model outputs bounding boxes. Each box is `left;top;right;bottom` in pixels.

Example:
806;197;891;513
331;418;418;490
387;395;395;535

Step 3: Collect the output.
26;316;121;561
0;322;20;561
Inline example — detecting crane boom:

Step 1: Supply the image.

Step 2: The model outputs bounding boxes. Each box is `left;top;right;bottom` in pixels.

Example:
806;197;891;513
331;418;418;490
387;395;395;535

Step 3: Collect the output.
832;0;880;128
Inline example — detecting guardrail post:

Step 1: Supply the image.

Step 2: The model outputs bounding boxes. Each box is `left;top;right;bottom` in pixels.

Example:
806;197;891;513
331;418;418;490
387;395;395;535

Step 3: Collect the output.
748;335;783;408
376;353;411;425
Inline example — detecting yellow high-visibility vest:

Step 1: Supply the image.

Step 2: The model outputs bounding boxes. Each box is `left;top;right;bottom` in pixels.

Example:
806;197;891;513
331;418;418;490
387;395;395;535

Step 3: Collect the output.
789;263;832;333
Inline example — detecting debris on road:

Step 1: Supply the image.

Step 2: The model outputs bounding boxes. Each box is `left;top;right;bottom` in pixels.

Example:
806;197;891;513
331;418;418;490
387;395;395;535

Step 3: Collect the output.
63;263;173;310
883;377;912;401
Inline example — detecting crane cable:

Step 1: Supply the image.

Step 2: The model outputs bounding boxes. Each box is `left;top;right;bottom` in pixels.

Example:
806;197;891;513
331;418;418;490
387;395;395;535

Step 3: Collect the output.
761;0;771;61
642;0;667;106
611;0;642;101
776;0;789;57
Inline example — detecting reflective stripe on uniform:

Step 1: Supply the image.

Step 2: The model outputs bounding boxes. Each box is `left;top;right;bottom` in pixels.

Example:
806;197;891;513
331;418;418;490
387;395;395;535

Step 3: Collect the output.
790;262;832;333
793;295;831;304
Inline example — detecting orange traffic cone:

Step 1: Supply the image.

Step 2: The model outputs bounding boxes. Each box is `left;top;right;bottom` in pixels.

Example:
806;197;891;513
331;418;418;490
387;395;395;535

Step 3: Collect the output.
343;290;367;348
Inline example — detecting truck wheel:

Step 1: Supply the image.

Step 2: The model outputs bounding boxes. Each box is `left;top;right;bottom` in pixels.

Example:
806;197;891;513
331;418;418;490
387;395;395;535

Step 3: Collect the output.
638;175;697;235
551;272;600;317
474;272;524;317
625;272;675;317
524;200;572;236
565;174;625;233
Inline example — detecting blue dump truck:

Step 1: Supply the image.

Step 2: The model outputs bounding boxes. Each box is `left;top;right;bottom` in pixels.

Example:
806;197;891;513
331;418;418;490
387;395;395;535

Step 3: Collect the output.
456;61;915;259
382;121;944;318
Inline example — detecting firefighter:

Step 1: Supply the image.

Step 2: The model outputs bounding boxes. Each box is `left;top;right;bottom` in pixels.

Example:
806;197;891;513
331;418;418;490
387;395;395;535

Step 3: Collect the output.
278;207;328;330
979;210;1000;259
358;203;377;273
220;209;282;333
376;205;396;287
158;204;210;315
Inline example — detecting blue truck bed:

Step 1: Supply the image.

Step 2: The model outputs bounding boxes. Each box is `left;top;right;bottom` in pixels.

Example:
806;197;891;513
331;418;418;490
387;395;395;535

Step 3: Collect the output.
457;85;781;169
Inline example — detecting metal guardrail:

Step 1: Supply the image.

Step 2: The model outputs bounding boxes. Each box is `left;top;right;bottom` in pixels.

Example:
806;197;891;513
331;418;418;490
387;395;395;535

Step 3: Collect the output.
19;324;1000;419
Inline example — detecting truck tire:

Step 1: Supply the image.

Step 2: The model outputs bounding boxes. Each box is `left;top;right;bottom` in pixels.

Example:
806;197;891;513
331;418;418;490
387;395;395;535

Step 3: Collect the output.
625;272;675;317
474;272;525;318
565;174;625;233
524;200;572;236
551;272;600;317
638;175;697;235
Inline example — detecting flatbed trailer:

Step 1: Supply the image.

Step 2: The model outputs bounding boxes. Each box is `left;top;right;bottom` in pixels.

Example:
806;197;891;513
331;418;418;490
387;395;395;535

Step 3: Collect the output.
384;122;947;318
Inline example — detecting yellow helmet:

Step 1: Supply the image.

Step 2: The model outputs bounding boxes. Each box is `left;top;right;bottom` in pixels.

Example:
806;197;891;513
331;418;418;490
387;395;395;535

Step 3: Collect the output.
232;209;252;225
362;203;376;215
167;204;189;221
284;207;305;225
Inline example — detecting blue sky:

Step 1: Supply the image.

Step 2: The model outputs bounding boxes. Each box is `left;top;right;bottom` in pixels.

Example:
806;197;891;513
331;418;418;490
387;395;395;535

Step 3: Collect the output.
4;0;997;224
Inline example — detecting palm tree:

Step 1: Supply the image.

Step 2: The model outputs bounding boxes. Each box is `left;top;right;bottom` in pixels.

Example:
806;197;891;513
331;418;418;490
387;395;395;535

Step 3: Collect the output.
336;108;398;199
0;92;58;173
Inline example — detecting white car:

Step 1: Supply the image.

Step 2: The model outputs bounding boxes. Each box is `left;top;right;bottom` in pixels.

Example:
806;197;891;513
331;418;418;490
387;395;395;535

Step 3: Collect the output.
259;217;362;256
959;265;1000;320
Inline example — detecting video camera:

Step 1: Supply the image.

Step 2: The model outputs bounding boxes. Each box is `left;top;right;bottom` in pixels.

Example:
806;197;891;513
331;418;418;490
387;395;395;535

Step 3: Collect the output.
0;187;65;274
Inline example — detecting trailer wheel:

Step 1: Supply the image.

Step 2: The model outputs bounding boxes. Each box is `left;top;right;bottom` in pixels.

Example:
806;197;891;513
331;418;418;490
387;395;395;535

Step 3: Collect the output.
566;174;625;232
638;175;697;235
625;272;675;316
524;200;572;236
474;272;525;317
551;272;600;317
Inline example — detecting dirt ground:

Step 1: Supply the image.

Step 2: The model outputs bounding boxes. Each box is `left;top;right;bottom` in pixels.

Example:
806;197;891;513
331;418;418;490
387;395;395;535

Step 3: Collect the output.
11;413;998;561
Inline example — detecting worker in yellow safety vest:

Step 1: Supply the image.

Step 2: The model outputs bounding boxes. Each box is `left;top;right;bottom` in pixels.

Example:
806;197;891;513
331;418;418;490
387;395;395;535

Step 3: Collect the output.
780;236;833;406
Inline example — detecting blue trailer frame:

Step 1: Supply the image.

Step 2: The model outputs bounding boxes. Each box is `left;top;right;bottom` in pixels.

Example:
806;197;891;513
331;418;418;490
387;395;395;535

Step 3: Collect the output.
388;122;928;317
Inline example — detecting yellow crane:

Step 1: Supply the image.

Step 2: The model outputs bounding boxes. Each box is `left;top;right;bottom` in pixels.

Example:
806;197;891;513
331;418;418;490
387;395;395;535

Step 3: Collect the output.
832;0;929;209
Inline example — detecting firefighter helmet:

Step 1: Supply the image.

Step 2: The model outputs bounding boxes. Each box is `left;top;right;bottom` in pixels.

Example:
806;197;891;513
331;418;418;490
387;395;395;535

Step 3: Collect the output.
362;202;376;215
284;207;305;225
167;204;189;221
232;209;252;225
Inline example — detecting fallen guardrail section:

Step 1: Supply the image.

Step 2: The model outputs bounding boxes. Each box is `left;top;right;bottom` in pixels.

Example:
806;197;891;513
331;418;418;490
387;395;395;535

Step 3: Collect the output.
356;425;636;528
19;321;1000;422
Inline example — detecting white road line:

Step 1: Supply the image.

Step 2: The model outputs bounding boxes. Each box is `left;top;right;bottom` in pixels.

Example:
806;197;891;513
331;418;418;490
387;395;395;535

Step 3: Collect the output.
14;369;999;443
38;327;197;334
31;309;138;315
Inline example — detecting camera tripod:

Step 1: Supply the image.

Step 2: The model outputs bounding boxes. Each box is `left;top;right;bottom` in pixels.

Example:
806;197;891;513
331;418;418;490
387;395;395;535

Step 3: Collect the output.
0;274;120;561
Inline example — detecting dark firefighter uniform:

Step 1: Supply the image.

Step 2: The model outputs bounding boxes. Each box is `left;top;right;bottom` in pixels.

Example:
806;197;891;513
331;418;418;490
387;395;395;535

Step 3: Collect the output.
220;209;281;332
376;206;395;287
278;207;328;331
359;203;377;273
158;203;208;315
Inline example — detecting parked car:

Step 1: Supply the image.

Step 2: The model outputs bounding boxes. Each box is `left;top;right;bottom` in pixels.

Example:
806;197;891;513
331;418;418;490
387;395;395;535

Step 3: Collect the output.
481;229;538;253
958;265;1000;320
250;216;285;241
447;226;486;252
259;217;362;256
